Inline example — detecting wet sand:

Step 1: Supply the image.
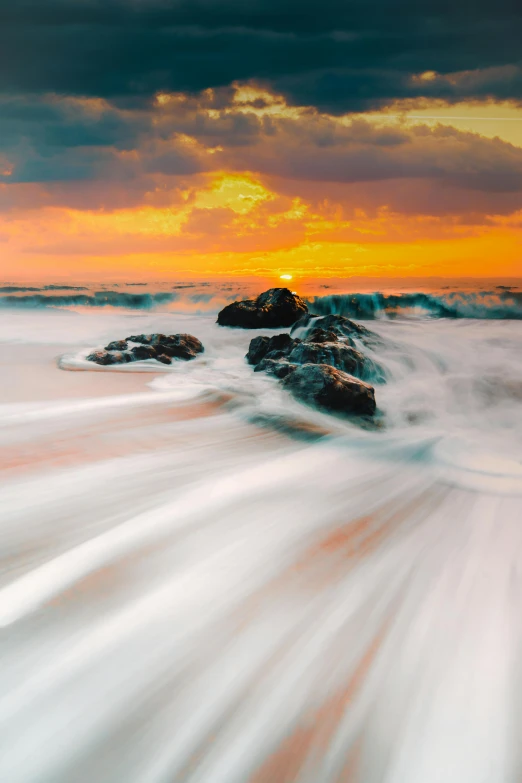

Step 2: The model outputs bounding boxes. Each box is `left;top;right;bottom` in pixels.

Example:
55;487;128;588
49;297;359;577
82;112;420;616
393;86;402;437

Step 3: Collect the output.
0;344;150;403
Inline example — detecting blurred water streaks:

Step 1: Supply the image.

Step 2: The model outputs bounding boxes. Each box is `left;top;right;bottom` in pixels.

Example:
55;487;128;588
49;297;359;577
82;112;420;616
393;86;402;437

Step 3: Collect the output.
0;306;521;782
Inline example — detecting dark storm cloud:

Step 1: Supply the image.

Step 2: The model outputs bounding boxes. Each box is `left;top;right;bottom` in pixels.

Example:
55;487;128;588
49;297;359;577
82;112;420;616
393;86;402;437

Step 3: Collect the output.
0;0;521;111
0;95;146;151
0;94;202;184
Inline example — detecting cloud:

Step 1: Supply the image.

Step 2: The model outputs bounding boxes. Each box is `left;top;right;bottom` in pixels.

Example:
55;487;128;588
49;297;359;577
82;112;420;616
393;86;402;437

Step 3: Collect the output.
228;118;522;194
2;88;522;226
0;1;521;112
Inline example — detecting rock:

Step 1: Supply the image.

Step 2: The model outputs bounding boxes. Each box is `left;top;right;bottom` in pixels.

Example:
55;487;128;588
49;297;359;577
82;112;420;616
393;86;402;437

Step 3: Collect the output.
283;364;376;416
86;349;132;365
291;313;373;342
125;333;204;360
174;334;204;354
246;336;270;365
87;333;204;366
105;339;128;351
218;288;308;329
287;341;366;377
246;333;299;365
126;334;160;345
86;350;117;366
148;334;168;345
254;358;297;379
111;351;132;364
306;328;340;344
83;333;204;367
254;359;296;379
158;334;204;360
131;344;157;360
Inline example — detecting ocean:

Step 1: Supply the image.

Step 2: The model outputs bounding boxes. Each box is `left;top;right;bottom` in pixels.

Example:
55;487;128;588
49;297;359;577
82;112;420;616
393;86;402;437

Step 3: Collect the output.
1;279;522;782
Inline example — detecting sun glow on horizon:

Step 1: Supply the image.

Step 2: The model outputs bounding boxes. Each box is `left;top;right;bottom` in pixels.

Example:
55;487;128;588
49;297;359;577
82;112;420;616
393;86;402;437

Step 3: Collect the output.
2;89;522;282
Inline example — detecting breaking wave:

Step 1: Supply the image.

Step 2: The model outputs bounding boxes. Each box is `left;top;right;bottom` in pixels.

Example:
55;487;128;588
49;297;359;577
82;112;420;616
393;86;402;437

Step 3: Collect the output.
307;290;522;320
1;286;521;319
0;291;181;309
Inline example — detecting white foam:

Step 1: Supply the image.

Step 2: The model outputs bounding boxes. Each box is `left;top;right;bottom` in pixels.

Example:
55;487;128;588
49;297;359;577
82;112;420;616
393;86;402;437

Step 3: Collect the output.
1;309;522;782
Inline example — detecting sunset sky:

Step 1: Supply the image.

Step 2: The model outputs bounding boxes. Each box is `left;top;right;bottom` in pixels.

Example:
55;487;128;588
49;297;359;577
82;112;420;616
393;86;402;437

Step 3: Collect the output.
1;0;522;282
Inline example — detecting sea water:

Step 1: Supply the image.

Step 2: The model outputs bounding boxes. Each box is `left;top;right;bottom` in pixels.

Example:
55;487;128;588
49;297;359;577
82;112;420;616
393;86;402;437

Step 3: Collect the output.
0;282;521;782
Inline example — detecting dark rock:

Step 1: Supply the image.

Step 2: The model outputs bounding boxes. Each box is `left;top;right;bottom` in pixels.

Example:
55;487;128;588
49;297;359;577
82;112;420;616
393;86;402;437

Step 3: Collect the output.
217;300;260;328
254;358;297;379
246;333;299;365
131;344;158;360
86;350;116;366
291;313;373;342
149;334;168;345
126;333;170;345
105;339;128;351
246;336;270;365
87;332;204;367
263;349;292;362
287;342;366;377
218;288;308;329
306;328;340;344
157;334;204;360
171;333;203;354
126;333;154;344
123;333;203;360
283;364;376;416
112;351;132;364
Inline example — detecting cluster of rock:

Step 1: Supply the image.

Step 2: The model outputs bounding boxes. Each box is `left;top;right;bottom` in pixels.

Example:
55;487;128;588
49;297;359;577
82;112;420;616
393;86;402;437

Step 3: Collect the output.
84;287;382;420
245;318;379;417
86;333;204;366
216;287;381;418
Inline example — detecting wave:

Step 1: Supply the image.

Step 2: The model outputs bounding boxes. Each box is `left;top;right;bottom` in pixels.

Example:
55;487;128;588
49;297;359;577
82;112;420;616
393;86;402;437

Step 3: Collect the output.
0;291;181;309
2;286;522;319
307;290;522;320
0;286;42;293
42;284;88;291
0;285;89;293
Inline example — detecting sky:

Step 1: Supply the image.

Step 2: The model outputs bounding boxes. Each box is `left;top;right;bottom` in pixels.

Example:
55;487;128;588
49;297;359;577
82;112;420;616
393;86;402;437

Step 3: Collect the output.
0;0;522;283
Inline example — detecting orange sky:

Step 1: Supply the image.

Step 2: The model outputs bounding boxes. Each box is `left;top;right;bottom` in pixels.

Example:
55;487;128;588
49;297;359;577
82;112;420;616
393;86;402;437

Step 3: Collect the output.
1;89;522;282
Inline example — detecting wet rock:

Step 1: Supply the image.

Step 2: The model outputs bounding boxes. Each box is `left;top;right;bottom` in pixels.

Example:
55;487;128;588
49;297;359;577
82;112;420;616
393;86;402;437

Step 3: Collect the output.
125;333;204;360
131;344;157;360
246;333;299;365
87;332;204;366
218;288;308;329
148;334;168;345
126;334;161;345
86;350;117;366
105;339;128;351
306;328;340;344
246;336;270;365
158;334;204;360
291;313;373;342
112;351;132;364
287;341;366;377
254;358;297;379
283;364;376;417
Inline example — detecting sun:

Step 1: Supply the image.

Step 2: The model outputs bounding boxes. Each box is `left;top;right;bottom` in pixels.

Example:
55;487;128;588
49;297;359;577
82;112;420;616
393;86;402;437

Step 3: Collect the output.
280;274;293;280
